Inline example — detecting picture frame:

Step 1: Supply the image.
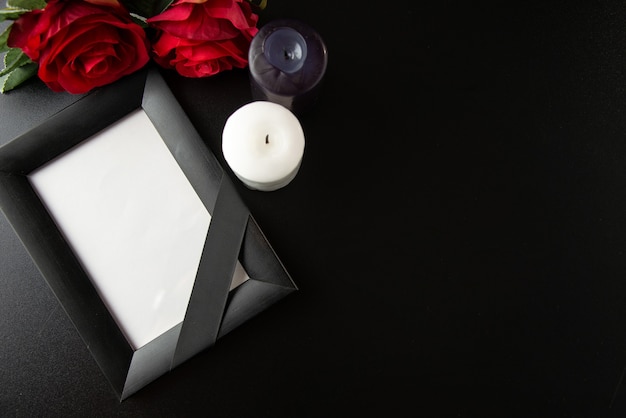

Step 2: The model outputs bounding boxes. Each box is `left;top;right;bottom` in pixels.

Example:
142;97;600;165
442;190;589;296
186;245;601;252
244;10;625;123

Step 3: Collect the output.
0;67;297;400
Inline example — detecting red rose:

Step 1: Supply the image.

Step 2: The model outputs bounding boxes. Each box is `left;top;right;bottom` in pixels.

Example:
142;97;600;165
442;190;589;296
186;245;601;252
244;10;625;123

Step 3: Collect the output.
8;0;150;94
147;0;259;78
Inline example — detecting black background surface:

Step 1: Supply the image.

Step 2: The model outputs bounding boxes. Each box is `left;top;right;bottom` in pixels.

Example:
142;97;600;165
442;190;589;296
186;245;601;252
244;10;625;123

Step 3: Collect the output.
3;1;626;417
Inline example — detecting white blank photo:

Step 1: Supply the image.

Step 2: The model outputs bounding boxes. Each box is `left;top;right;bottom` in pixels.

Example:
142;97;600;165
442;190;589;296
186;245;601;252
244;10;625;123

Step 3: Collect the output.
29;109;211;350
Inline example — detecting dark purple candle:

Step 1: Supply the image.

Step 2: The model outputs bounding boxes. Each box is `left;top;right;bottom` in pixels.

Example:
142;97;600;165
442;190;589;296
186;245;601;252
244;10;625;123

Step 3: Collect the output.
248;19;328;115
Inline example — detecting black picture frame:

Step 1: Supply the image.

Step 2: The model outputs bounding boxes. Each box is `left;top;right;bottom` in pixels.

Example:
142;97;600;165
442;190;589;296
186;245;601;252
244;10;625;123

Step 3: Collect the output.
0;67;297;401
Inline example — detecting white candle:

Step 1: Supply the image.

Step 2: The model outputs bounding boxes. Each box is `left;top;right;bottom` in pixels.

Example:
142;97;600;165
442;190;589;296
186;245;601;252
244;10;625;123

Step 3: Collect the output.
222;101;305;191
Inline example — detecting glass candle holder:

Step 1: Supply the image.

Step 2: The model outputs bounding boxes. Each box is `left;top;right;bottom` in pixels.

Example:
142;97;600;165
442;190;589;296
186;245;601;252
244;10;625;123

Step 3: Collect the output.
248;19;328;116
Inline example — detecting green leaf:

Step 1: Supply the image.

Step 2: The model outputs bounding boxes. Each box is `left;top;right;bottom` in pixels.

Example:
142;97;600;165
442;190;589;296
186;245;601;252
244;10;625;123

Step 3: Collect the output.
0;47;31;77
129;12;148;28
0;61;37;93
0;7;30;22
122;0;173;19
0;25;11;53
7;0;46;10
247;0;267;10
0;0;45;22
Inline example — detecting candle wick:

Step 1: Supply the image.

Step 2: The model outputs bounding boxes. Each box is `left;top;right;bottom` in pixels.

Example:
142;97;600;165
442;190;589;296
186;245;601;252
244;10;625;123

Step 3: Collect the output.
265;134;269;144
